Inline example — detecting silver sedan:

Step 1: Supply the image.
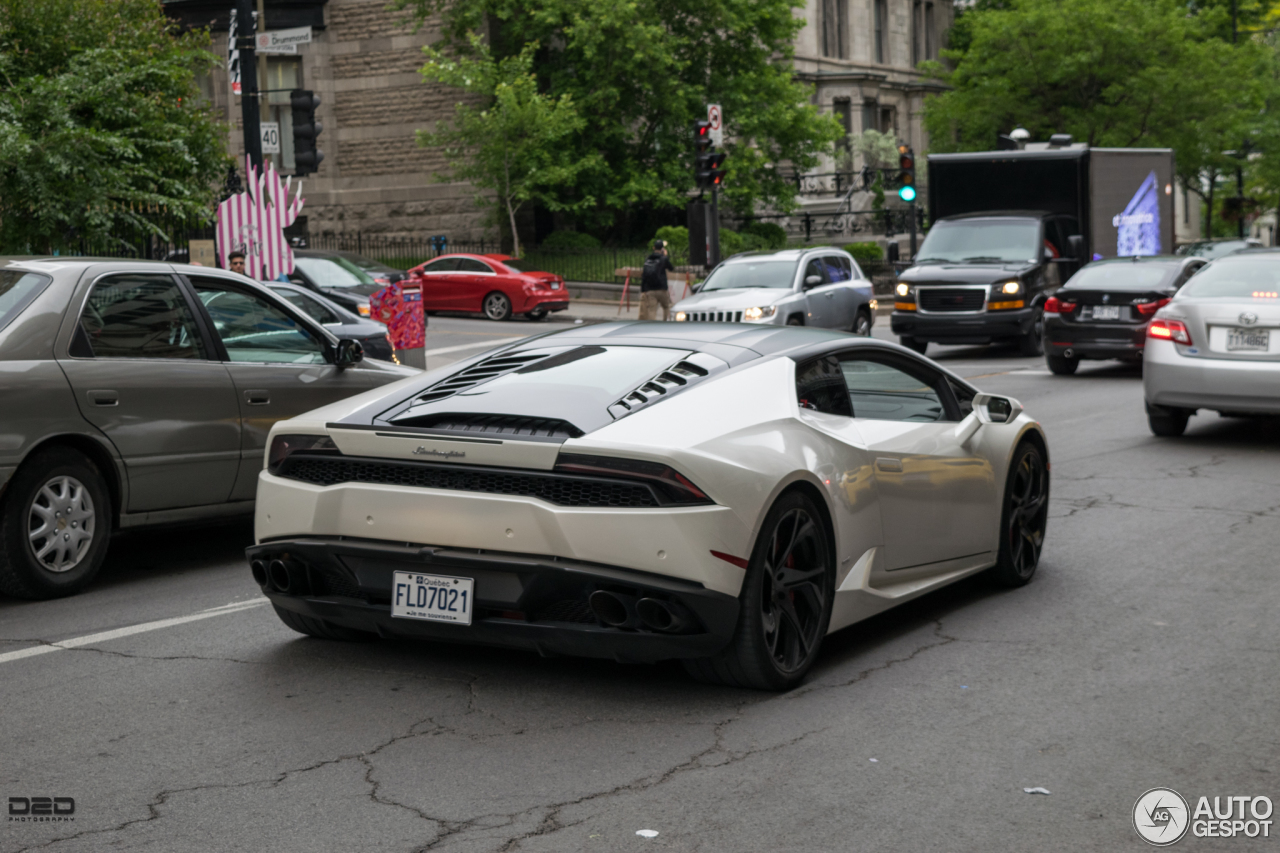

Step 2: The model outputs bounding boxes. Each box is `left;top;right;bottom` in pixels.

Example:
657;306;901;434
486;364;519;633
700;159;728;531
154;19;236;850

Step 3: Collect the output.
1143;251;1280;435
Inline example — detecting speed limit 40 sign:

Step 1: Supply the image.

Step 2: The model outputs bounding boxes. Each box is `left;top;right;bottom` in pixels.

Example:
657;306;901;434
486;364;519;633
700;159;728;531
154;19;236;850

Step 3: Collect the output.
261;122;281;155
707;104;723;145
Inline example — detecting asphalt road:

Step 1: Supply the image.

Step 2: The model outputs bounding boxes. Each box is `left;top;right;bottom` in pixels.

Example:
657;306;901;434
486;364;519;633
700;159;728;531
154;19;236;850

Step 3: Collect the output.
3;315;1278;852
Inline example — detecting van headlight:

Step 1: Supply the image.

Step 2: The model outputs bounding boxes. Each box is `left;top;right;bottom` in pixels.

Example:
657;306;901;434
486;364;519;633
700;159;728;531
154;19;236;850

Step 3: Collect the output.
895;283;911;298
743;306;778;321
999;280;1021;295
675;311;688;322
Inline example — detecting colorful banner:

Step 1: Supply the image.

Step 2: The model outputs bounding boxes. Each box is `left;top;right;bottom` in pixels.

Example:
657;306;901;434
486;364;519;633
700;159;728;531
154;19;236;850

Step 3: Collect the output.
370;282;425;350
215;156;305;280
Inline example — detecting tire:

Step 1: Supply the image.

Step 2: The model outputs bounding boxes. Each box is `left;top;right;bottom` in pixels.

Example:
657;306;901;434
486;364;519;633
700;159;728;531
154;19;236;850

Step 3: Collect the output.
1018;310;1045;356
0;447;112;599
852;309;872;336
526;308;549;321
482;292;513;321
899;335;928;354
273;604;376;641
990;441;1049;588
1046;354;1079;375
683;491;834;690
786;314;804;326
1146;402;1192;437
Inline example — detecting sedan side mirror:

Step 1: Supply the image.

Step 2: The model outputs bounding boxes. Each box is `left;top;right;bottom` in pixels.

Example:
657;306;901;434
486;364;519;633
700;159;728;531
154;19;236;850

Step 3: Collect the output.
973;392;1023;424
334;339;364;369
804;274;824;288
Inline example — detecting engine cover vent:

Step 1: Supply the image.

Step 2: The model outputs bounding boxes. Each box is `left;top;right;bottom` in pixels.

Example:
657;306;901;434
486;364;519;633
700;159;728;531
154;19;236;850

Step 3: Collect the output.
389;412;583;439
606;353;726;420
413;350;551;404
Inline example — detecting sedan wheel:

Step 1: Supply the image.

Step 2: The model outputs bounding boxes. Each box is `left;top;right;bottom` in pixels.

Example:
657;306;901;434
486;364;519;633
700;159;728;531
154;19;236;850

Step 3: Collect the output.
852;310;872;336
483;291;513;321
991;442;1049;587
0;448;111;599
684;491;833;690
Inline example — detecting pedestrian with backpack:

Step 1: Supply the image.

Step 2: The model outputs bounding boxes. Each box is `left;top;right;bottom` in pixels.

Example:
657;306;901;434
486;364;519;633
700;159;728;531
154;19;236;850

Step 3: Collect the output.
639;239;676;321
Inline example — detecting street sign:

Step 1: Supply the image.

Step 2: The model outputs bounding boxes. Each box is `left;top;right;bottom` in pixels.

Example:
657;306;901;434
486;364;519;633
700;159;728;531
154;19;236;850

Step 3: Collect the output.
261;122;281;155
707;104;723;146
228;8;242;96
255;27;311;54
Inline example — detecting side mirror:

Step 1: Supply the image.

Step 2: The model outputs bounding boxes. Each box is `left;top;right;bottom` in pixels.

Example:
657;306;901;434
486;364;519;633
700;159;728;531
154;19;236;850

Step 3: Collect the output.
1067;235;1084;260
334;339;364;369
972;392;1023;424
804;274;824;288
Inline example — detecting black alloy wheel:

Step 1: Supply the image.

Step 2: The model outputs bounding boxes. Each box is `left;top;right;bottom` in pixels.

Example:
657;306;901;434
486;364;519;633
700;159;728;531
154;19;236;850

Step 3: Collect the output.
1046;354;1079;375
684;491;834;690
992;442;1049;588
899;335;928;354
1146;402;1192;437
1018;309;1046;357
0;447;112;599
483;291;513;321
852;310;872;336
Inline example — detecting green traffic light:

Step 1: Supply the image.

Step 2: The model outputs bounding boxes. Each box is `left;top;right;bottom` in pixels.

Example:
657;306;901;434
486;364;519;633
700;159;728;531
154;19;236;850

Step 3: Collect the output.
898;185;917;202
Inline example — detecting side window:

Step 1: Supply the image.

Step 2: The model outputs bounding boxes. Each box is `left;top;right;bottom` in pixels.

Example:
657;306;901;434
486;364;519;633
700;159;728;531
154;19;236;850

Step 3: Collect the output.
838;356;950;422
421;258;460;274
802;258;828;288
191;279;327;365
277;289;339;324
1174;261;1204;288
456;258;494;274
796;356;854;417
78;274;206;359
948;377;976;418
824;256;852;282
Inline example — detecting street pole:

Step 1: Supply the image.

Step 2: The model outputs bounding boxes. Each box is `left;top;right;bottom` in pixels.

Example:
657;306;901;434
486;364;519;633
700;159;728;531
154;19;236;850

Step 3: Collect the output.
909;201;918;259
237;0;263;172
257;0;269;126
1237;163;1246;240
709;186;721;267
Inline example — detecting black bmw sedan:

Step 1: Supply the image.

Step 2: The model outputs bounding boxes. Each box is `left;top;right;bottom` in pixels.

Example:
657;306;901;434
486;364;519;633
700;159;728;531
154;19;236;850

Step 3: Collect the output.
1043;255;1206;375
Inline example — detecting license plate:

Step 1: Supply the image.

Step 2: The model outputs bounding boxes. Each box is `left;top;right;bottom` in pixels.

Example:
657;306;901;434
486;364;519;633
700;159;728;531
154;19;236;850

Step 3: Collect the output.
391;571;473;625
1091;305;1122;321
1227;327;1270;352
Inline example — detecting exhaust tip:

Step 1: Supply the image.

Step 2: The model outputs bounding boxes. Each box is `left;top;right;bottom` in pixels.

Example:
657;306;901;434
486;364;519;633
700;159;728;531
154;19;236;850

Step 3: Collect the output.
1063;347;1074;358
268;559;292;593
588;590;638;628
637;598;693;633
250;559;268;587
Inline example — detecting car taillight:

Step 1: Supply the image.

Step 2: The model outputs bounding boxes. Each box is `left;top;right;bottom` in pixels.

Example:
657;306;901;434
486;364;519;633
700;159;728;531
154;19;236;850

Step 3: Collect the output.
267;434;340;474
554;453;712;505
1148;318;1192;345
1044;296;1076;315
1134;298;1170;317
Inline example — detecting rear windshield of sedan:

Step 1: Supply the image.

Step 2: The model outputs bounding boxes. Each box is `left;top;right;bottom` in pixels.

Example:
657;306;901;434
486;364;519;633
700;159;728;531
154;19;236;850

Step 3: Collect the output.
1064;263;1176;290
294;256;376;288
1178;258;1280;298
0;270;53;331
701;260;799;291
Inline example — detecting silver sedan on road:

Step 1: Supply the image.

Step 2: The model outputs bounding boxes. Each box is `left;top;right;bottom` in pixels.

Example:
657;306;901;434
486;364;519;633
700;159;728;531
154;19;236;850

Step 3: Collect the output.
672;248;877;335
1144;250;1280;435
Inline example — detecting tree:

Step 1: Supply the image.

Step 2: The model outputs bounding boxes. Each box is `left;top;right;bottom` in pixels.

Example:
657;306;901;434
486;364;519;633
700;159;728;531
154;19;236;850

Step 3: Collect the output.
401;0;842;239
418;38;596;257
0;0;226;252
923;0;1270;240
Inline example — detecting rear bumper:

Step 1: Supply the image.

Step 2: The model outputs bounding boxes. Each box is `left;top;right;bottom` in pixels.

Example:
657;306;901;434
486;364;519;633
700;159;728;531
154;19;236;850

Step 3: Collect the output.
1144;339;1280;413
1045;319;1147;359
522;296;570;313
890;307;1034;344
248;537;739;662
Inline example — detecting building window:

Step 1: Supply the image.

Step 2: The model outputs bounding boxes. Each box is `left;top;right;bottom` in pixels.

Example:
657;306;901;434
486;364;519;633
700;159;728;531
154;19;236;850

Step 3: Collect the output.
835;99;853;152
880;106;897;138
862;99;878;134
822;0;848;59
264;57;302;173
924;2;936;60
912;1;922;66
874;0;888;64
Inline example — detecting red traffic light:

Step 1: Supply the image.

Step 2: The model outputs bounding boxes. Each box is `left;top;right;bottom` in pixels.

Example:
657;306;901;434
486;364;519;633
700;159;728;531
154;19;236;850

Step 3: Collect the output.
694;120;712;153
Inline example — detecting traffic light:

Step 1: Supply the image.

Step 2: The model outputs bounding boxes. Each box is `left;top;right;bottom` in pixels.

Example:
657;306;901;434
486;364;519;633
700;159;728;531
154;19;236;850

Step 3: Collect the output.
897;144;916;202
693;120;726;188
694;120;712;153
291;89;324;176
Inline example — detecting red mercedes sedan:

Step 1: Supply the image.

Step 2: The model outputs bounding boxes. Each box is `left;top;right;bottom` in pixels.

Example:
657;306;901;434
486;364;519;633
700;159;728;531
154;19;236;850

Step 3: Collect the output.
406;253;569;321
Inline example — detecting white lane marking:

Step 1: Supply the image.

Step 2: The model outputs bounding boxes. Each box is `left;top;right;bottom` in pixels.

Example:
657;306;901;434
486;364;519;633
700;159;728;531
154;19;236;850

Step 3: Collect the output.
425;336;524;357
0;598;270;665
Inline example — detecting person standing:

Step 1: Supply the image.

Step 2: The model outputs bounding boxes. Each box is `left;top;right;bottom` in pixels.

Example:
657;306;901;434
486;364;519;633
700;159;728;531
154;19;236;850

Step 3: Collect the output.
639;239;676;321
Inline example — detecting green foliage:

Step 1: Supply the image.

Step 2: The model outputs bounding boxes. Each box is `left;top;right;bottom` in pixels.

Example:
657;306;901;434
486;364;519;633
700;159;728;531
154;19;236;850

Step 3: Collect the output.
719;228;745;257
418;37;599;256
0;0;227;252
401;0;842;232
539;229;601;249
844;241;884;261
742;221;788;249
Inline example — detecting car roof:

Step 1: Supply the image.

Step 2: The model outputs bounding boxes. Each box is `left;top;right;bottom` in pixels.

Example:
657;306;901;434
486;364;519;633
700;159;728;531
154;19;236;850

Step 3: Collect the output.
1225;247;1280;256
938;211;1051;221
1084;255;1188;265
721;247;851;264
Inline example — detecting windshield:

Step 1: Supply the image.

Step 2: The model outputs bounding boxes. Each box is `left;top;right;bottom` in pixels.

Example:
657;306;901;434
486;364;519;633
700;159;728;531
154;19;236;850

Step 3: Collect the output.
701;259;799;291
1178;258;1280;298
0;270;52;331
294;256;376;288
1065;263;1176;291
1185;241;1253;260
916;219;1040;264
338;252;399;276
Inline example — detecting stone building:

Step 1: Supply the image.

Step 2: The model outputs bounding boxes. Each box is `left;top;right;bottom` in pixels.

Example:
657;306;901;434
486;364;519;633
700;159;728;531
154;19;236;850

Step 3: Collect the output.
164;0;489;242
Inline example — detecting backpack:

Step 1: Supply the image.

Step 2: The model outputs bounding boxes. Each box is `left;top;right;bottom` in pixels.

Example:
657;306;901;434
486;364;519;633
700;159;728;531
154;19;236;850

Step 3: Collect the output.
641;255;666;289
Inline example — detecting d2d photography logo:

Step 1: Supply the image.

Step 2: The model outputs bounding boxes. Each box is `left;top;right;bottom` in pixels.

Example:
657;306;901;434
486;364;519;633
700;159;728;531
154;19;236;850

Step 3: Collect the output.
8;797;75;823
1134;788;1275;844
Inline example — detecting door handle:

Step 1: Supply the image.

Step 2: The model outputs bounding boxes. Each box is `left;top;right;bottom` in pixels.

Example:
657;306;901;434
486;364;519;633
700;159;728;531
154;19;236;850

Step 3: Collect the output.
825;292;834;298
87;390;118;407
875;457;903;472
244;390;271;405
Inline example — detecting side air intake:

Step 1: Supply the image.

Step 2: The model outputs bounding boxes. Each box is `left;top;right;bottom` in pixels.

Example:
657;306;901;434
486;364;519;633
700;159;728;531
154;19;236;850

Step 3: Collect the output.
607;359;713;419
